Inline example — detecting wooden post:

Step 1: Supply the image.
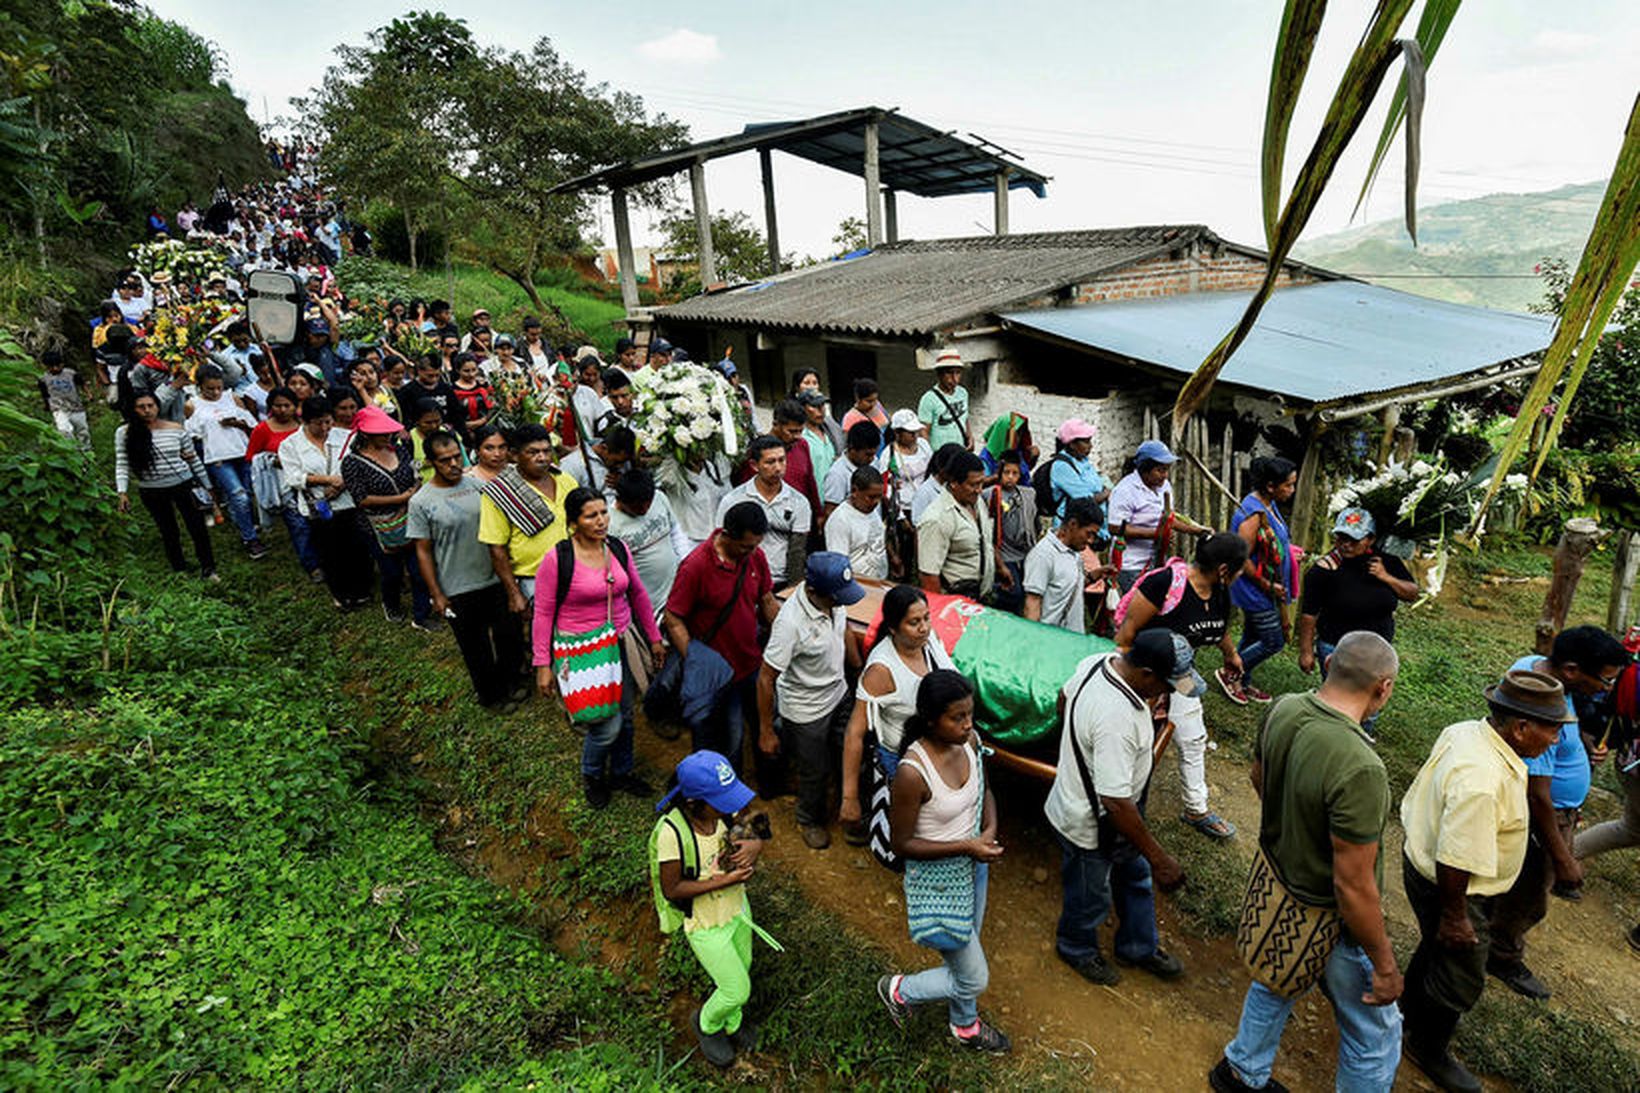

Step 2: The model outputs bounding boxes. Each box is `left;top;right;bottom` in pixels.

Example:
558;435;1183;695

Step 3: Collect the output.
1536;517;1605;654
994;170;1010;235
883;188;898;244
689;159;718;287
1290;418;1327;552
1376;403;1400;466
610;187;640;313
759;148;781;275
863;119;883;248
1219;423;1234;529
1391;426;1416;465
1607;531;1640;635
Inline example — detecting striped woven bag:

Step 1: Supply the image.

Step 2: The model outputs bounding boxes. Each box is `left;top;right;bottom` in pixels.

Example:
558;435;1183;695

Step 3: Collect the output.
552;552;622;725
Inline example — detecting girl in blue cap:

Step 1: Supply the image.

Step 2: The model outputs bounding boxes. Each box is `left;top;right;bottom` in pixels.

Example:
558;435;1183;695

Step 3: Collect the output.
649;750;779;1068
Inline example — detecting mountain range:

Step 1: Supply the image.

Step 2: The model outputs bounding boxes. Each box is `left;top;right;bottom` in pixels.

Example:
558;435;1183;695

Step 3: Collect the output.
1293;180;1606;313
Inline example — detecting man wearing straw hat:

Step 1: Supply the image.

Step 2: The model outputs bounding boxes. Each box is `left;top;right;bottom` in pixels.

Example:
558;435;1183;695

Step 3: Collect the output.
1396;668;1575;1093
917;348;971;452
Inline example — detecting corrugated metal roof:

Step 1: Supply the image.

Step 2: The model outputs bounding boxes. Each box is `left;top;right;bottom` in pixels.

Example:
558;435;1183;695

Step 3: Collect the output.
550;106;1049;198
657;225;1214;337
1002;282;1555;404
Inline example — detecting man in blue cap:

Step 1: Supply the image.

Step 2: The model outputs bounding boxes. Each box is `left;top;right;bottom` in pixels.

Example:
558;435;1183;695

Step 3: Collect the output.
1107;439;1210;592
648;338;674;369
757;551;865;849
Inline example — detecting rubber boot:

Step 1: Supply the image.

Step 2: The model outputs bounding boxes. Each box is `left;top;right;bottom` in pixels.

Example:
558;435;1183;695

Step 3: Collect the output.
1402;999;1481;1093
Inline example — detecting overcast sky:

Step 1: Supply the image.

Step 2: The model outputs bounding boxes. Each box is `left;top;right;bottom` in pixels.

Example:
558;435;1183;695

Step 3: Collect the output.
150;0;1636;260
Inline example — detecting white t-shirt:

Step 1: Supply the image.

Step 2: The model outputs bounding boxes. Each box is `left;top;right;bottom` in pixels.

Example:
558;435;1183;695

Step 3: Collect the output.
186;394;254;464
763;584;849;723
1107;471;1174;572
666;457;731;545
824;500;887;580
1044;654;1155;850
1024;533;1086;633
823;455;869;507
608;493;689;614
715;478;812;581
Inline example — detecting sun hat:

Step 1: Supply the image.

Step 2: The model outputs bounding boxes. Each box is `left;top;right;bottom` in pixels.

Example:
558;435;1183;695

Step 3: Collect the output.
1485;669;1577;724
933;348;963;370
656;751;755;815
890;408;921;433
1332;507;1376;540
1056;418;1096;445
351;404;402;435
1134;439;1177;465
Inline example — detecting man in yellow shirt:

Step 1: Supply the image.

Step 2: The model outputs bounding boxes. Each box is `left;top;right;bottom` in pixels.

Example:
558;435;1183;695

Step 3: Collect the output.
1397;669;1571;1093
477;423;578;626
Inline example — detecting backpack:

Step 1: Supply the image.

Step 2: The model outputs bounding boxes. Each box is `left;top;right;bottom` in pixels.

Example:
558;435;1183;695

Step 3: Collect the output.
1113;556;1190;628
647;806;701;934
545;536;632;647
1030;451;1074;519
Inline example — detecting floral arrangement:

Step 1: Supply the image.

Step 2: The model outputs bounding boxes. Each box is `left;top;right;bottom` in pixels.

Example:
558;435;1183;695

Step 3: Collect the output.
336;299;388;343
628;361;747;468
1328;457;1528;545
128;239;228;288
390;326;437;362
147;298;244;377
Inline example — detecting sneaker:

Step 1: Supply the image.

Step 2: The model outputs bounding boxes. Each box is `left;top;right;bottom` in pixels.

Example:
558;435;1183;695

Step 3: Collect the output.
728;1021;759;1053
1115;949;1185;980
1486;959;1550;1000
246;539;269;560
201;568;220;583
951;1019;1011;1054
842;819;870;847
410;615;445;633
383;604;406;624
1240;682;1273;703
1403;1038;1481;1093
609;772;651;797
583;775;611;810
1550;881;1583;902
308;568;326;585
799;824;831;850
690;1007;735;1068
1215;667;1248;705
1058;948;1121;985
1209;1057;1289;1093
876;975;911;1028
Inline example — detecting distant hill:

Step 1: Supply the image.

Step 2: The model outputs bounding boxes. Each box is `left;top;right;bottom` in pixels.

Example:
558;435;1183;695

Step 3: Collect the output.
1293;181;1605;313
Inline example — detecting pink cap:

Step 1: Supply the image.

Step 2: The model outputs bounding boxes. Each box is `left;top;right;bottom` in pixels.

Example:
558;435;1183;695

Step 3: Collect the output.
352;404;403;435
1056;418;1096;444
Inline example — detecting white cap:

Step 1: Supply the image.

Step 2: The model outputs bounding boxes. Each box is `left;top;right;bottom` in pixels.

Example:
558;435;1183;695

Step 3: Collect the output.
890;408;921;432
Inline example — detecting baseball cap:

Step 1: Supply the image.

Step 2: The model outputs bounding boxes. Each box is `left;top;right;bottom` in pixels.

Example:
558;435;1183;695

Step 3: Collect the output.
890;408;921;432
796;389;827;408
671;347;691;363
805;551;865;605
656;750;756;815
292;362;324;383
1134;439;1177;465
471;307;490;319
307;319;330;335
714;358;738;378
650;338;673;355
1056;418;1096;444
1332;507;1375;540
1129;628;1207;697
494;333;514;347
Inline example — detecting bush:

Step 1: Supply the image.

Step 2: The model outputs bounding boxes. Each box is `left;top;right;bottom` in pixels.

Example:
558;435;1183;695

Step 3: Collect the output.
365;200;448;270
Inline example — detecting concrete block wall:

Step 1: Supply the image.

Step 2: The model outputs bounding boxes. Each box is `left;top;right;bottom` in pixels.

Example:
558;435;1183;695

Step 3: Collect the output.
1073;249;1318;303
970;380;1148;477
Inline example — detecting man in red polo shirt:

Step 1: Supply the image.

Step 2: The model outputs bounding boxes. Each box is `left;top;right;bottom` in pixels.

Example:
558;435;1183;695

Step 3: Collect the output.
663;500;782;772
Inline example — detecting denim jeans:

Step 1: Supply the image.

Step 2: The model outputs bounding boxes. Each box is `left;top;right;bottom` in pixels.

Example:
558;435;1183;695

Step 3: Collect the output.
376;545;431;622
581;649;636;779
696;673;756;775
898;863;989;1027
1053;829;1158;964
1315;640;1379;736
1223;941;1402;1093
278;501;321;572
206;459;257;544
1237;607;1286;685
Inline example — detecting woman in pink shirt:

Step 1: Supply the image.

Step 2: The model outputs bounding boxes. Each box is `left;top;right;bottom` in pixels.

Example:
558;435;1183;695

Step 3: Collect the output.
534;487;666;808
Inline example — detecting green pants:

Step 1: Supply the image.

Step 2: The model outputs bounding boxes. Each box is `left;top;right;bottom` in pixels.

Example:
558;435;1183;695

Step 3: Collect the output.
687;915;753;1035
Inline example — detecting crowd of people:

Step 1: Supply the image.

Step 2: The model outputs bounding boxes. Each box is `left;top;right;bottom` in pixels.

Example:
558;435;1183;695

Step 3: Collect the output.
67;165;1640;1089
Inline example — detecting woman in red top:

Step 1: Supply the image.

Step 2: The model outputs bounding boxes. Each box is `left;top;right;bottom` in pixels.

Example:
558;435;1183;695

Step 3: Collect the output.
246;387;300;458
451;356;495;428
245;387;322;576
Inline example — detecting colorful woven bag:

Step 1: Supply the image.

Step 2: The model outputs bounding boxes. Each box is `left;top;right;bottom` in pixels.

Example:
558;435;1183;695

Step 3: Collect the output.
551;548;622;725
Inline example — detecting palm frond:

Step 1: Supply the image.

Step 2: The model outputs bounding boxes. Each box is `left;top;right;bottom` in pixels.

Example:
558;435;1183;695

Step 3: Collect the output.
1469;93;1640;534
1352;0;1461;235
1260;0;1328;248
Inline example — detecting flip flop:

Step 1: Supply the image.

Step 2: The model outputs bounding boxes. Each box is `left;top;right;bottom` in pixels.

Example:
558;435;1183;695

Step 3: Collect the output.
1181;811;1237;840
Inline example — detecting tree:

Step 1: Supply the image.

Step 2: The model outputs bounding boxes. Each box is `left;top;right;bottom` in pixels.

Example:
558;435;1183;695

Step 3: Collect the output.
456;40;684;313
297;12;478;270
659;209;773;292
831;216;867;256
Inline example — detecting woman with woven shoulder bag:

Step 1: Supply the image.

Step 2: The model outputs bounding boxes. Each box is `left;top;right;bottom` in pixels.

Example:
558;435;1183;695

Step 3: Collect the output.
533;488;665;810
874;671;1011;1055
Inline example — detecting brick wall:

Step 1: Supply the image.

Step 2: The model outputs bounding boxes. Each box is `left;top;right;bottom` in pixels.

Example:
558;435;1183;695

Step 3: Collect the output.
1072;246;1317;304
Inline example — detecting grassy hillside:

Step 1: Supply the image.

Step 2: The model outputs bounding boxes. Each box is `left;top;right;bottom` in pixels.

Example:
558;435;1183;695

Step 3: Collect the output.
1294;181;1605;312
